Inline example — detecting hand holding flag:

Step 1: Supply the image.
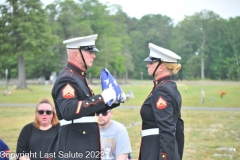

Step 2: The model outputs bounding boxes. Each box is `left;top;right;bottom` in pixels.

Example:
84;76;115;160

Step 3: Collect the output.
100;68;126;106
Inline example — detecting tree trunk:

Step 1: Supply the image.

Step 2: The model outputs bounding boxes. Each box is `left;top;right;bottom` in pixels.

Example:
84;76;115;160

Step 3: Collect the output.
200;30;206;80
201;57;204;79
17;54;27;89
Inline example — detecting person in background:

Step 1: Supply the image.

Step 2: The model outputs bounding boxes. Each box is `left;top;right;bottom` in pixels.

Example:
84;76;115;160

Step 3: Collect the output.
201;88;205;103
48;34;125;160
97;109;132;160
0;139;10;160
16;98;59;160
139;43;184;160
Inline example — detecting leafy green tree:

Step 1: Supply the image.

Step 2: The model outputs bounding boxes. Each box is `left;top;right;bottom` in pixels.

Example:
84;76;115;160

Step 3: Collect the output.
128;14;174;79
171;10;231;80
223;16;240;80
45;0;94;73
97;6;132;77
0;0;57;88
1;0;239;82
128;30;147;79
0;54;17;82
46;0;129;78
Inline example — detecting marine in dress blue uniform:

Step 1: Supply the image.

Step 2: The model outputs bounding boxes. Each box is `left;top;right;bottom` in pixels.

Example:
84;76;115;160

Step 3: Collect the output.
48;35;122;160
139;43;184;160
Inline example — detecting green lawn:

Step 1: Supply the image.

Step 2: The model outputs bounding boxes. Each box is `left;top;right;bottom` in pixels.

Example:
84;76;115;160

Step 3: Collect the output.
0;80;240;159
1;80;239;107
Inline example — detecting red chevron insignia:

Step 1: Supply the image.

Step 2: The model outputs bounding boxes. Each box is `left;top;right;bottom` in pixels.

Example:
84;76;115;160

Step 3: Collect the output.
62;83;75;98
156;96;167;110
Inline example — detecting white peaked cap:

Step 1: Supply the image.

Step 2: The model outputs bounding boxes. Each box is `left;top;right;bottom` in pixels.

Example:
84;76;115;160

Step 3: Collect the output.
63;34;98;49
144;43;181;62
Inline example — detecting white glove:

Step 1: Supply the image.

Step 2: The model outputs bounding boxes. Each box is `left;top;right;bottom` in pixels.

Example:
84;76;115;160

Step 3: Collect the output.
101;87;116;104
120;90;127;102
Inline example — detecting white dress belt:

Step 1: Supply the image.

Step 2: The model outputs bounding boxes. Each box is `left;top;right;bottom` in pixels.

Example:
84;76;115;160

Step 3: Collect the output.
141;128;159;137
60;116;96;126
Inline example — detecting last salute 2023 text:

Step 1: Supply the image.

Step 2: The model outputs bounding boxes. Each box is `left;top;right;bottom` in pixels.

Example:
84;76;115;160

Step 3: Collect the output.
40;151;104;159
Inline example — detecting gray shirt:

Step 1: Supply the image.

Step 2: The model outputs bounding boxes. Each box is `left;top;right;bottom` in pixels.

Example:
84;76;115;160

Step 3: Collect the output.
100;120;132;160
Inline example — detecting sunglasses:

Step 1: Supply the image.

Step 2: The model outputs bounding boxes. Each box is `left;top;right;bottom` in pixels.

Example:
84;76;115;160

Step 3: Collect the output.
96;110;111;116
37;110;53;115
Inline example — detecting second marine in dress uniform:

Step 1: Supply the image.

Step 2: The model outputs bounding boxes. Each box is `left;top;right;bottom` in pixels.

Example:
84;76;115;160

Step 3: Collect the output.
139;43;184;160
48;34;124;160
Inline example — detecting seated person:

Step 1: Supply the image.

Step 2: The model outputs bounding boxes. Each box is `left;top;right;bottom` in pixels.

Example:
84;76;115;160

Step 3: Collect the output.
16;98;59;160
97;109;132;160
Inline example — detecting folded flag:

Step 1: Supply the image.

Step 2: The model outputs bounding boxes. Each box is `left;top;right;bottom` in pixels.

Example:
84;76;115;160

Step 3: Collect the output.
100;68;123;106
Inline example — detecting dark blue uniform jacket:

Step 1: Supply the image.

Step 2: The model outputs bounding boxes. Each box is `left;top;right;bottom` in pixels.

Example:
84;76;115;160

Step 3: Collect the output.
139;75;184;160
48;62;119;160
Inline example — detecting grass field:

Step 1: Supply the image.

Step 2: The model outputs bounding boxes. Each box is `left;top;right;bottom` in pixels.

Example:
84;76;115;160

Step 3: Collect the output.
1;80;239;107
0;80;240;159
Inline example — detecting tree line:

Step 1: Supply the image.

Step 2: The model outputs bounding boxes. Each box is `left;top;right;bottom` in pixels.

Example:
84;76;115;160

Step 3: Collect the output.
0;0;239;89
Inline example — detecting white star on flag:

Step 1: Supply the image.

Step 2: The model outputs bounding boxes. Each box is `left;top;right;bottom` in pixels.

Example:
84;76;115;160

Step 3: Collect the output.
100;68;124;106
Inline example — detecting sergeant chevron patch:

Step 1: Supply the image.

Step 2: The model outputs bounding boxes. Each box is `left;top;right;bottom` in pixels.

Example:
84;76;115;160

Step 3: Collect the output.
62;83;75;98
156;96;167;109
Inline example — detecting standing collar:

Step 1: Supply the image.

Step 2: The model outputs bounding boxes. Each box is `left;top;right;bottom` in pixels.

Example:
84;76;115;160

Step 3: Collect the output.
153;75;172;86
66;62;87;77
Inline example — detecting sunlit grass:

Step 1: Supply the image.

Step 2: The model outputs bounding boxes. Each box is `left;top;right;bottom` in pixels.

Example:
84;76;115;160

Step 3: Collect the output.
0;107;35;154
1;80;239;107
0;80;240;159
1;107;239;160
